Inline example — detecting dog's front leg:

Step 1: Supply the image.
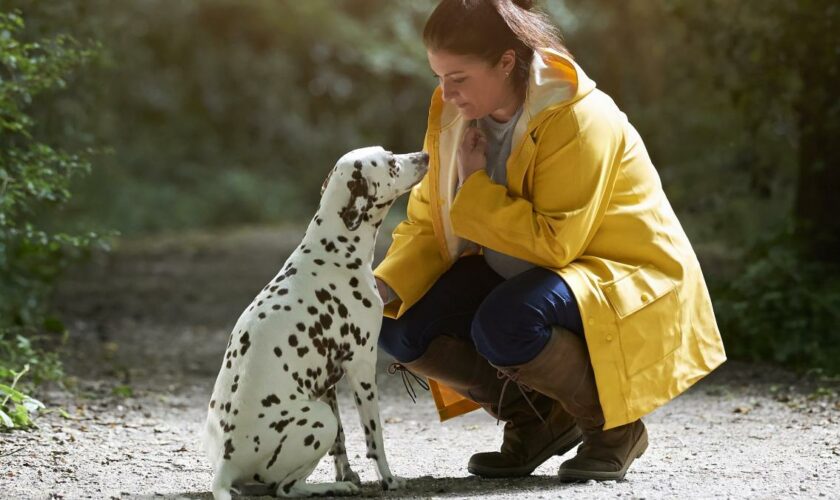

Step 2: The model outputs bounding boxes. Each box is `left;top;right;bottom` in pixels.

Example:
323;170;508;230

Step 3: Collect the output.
346;361;406;492
321;385;361;486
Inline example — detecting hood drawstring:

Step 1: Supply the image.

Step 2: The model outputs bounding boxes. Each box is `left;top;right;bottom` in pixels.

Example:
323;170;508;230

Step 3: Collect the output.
387;363;430;403
495;368;547;427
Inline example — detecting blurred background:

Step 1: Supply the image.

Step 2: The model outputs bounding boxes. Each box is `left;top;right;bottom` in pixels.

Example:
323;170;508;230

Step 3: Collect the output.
1;0;838;422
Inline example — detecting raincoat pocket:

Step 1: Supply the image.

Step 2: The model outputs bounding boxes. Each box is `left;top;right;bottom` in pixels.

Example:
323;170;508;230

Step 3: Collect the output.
600;265;683;377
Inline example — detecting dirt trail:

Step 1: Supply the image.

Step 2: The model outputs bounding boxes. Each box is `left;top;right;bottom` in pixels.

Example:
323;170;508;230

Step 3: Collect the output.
2;225;838;499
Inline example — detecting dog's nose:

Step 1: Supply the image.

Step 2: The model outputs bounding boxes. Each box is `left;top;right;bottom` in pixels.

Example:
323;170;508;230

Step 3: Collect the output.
412;152;429;165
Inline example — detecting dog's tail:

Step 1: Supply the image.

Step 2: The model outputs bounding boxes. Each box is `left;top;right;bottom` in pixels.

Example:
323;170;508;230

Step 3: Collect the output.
211;458;238;500
199;412;217;467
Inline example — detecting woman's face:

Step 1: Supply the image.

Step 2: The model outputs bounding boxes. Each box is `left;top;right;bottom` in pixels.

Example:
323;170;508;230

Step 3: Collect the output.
427;49;516;121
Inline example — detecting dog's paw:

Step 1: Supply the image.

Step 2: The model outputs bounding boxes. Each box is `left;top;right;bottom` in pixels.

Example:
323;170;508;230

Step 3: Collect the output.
379;475;407;491
323;481;361;497
336;468;361;487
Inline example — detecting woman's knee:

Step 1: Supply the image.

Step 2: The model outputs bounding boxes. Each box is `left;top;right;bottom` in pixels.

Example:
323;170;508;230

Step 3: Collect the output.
469;285;552;366
378;317;429;362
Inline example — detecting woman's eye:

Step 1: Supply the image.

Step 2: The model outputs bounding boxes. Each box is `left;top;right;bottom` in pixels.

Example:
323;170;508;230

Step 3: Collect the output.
451;78;467;84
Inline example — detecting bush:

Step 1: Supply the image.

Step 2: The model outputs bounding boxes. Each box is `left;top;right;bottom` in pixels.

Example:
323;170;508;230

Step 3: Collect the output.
713;231;840;375
0;10;105;428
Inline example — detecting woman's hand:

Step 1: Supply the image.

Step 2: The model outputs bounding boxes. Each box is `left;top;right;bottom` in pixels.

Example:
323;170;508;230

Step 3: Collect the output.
375;277;392;304
457;126;487;187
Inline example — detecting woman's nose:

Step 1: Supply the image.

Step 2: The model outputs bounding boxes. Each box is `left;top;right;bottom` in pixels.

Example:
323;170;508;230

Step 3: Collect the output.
441;82;456;102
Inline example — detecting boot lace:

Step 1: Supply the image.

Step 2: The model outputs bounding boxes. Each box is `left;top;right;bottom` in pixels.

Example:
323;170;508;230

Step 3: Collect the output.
495;368;547;427
387;363;430;403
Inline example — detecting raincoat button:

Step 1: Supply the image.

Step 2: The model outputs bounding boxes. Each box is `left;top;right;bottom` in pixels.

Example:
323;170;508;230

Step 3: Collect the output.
641;293;650;303
587;318;595;326
606;334;613;342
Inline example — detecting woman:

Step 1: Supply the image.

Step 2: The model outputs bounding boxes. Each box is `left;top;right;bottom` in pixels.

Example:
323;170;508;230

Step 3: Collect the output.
373;0;726;482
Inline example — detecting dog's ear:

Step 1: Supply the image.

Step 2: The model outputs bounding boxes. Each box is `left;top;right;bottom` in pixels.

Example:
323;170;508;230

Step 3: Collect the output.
320;167;335;196
339;170;372;231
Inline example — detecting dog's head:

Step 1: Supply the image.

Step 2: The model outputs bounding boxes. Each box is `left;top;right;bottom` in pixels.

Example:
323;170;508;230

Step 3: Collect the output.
321;146;429;231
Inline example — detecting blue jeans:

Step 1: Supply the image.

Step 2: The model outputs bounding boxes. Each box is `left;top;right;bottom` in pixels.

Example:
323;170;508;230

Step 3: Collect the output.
378;255;585;367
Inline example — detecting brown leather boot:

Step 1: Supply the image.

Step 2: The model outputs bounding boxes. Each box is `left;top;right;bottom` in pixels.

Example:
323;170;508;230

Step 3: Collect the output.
494;327;648;482
396;335;582;477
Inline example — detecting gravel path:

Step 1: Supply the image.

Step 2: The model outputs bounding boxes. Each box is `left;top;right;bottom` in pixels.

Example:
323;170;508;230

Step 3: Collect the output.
2;225;838;499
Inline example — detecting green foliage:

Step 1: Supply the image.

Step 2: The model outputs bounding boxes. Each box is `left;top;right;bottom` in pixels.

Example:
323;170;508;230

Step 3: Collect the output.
6;0;438;235
0;10;106;425
0;364;46;430
713;233;840;374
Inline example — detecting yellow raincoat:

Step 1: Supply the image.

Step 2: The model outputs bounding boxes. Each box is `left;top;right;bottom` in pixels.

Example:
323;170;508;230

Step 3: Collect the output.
374;48;726;430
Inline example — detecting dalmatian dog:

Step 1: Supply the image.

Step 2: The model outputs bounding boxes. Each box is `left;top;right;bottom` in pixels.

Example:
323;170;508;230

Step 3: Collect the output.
201;146;429;499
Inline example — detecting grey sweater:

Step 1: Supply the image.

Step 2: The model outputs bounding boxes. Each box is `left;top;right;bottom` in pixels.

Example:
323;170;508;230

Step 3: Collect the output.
474;106;537;279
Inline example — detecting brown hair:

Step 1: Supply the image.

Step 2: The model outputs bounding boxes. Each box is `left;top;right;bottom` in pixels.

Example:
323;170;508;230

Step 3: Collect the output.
423;0;571;94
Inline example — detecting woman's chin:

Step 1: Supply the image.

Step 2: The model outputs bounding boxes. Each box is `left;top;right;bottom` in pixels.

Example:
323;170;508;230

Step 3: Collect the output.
457;108;481;120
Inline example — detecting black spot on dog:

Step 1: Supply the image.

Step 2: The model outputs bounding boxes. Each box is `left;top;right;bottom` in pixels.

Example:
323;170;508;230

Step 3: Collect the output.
296;323;305;332
296;419;308;426
273;347;282;357
223;438;234;460
297;346;309;357
268;435;288;469
349;277;359;287
288;335;299;347
269;417;294;434
304;434;315;446
261;394;281;407
240;331;251;355
319;314;333;330
259;312;266;319
361;382;371;390
209;400;215;409
314;259;324;265
315;289;332;303
337;235;348;243
313;421;324;428
282;479;296;494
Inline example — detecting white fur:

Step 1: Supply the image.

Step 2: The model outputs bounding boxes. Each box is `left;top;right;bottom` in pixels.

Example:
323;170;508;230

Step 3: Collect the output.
201;147;428;498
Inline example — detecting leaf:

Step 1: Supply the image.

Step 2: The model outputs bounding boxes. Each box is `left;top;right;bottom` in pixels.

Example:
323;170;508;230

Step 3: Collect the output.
0;408;13;428
12;403;32;427
0;383;26;404
22;395;44;413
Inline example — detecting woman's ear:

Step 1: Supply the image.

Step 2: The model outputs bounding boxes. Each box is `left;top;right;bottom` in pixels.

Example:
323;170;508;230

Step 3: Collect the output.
499;49;517;75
